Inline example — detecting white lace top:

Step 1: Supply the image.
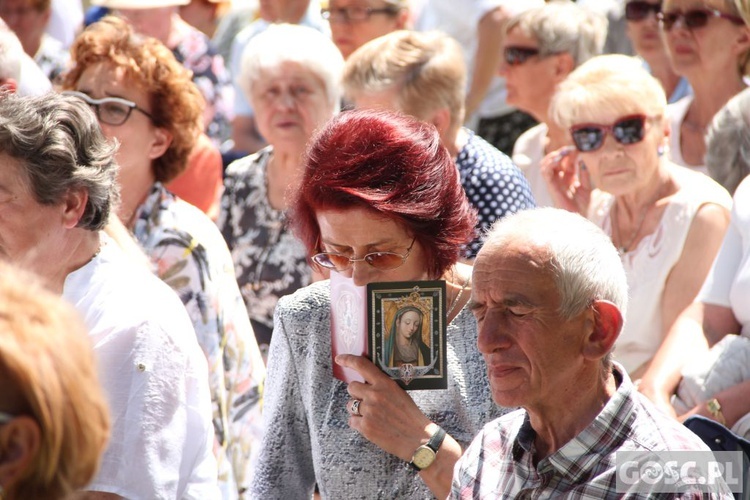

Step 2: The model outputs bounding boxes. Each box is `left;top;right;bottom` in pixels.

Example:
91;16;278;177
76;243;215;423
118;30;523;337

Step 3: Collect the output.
588;165;731;374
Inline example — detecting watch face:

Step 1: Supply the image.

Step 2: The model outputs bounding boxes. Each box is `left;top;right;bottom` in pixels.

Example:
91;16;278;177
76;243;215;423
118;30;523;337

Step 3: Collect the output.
412;446;436;469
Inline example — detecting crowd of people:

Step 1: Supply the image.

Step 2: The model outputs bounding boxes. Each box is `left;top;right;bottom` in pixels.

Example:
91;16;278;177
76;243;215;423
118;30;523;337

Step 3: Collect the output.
0;0;749;498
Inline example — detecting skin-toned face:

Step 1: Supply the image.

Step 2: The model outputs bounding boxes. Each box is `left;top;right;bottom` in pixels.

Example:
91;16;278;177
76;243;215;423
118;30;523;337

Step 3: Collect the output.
661;0;750;78
316;206;429;287
498;26;565;119
471;238;594;409
0;0;49;56
625;0;667;58
329;0;407;59
397;310;421;342
0;153;72;277
73;62;170;215
573;109;668;197
251;61;334;152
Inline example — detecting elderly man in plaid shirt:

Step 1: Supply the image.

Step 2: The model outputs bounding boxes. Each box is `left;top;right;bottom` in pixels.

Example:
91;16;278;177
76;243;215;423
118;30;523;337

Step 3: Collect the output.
453;208;733;499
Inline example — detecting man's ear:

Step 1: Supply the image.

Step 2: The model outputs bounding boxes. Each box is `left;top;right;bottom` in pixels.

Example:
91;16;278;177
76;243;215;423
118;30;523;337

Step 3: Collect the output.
426;107;452;138
581;300;622;362
0;78;17;94
0;416;41;489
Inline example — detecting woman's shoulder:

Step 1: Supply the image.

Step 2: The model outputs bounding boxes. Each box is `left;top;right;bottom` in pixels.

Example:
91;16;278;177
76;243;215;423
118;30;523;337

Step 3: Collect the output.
669;165;732;209
276;281;331;321
138;186;234;264
225;147;272;181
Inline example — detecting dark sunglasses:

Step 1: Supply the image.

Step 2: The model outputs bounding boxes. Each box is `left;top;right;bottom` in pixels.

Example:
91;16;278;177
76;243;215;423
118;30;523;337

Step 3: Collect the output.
504;46;541;66
657;8;745;31
625;1;661;21
570;115;649;153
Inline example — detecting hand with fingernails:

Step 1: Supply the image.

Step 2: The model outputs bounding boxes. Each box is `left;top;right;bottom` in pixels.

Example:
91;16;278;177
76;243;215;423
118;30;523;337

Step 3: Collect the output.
539;145;593;215
337;354;459;467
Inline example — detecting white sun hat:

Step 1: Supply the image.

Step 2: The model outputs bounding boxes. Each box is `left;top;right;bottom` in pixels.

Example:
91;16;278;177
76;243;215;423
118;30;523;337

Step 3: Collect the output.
90;0;190;8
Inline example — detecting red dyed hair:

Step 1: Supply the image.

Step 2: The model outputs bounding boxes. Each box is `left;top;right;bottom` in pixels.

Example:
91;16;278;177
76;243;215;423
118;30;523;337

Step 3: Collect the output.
291;109;477;278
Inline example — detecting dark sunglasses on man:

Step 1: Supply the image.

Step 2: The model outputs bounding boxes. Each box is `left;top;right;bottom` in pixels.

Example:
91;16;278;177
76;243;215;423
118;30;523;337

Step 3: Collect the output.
657;8;745;31
569;115;651;153
625;1;661;22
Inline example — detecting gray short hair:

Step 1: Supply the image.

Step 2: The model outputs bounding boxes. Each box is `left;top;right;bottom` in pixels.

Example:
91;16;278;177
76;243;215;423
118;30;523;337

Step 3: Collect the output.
238;23;344;116
706;87;750;195
506;0;608;67
483;207;627;318
0;93;119;230
483;207;627;372
342;30;466;134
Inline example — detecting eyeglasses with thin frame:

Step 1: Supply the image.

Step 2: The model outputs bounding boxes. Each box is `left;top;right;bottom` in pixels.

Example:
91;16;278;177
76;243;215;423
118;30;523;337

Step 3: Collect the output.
503;46;542;66
312;237;416;271
321;5;400;23
657;8;745;31
570;115;650;153
625;1;661;22
61;90;155;126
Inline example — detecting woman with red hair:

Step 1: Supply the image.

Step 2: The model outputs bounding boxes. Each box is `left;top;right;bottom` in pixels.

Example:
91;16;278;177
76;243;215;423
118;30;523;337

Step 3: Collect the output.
251;109;503;498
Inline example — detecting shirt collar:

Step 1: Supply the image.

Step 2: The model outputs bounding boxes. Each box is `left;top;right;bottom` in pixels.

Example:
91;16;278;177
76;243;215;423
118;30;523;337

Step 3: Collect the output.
512;363;635;478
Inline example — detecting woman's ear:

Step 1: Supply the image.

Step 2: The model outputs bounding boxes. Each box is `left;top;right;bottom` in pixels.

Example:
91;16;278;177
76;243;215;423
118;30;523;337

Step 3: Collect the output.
553;52;575;83
0;416;41;489
61;187;90;230
147;127;173;161
732;25;750;57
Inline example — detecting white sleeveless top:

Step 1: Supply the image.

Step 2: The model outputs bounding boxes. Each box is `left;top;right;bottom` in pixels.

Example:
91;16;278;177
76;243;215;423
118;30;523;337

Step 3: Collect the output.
667;96;708;175
587;165;731;374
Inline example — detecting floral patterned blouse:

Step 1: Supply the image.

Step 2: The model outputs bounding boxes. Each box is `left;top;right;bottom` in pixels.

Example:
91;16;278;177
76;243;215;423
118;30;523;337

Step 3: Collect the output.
133;183;265;498
218;147;313;358
172;25;233;146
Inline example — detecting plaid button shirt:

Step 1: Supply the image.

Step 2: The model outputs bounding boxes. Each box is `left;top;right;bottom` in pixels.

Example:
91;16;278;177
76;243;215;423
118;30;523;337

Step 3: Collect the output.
451;364;734;499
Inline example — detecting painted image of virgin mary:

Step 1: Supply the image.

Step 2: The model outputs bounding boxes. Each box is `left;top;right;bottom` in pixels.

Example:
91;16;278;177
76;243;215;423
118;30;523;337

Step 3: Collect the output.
383;306;430;367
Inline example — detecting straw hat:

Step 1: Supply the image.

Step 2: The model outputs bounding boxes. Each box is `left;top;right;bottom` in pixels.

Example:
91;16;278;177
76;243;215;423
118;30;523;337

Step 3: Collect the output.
90;0;190;8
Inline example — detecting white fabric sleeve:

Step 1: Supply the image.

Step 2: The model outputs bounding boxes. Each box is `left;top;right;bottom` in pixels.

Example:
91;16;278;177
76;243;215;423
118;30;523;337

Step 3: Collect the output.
698;193;744;307
88;320;219;499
